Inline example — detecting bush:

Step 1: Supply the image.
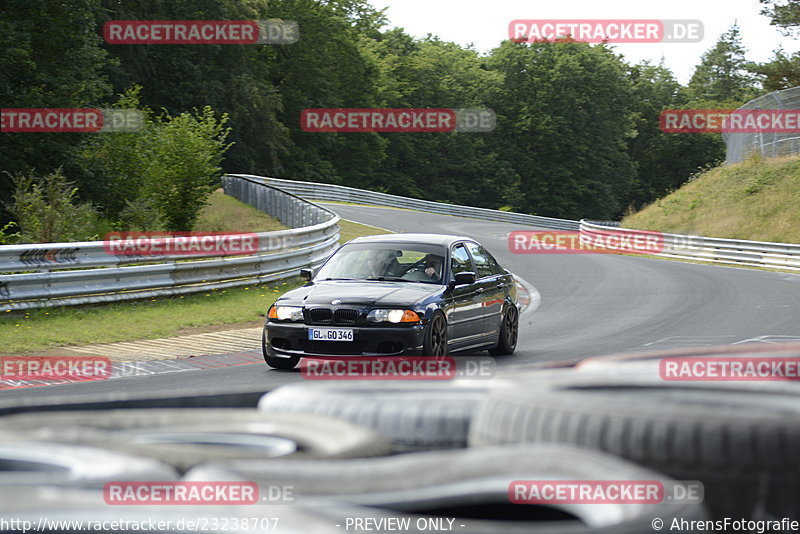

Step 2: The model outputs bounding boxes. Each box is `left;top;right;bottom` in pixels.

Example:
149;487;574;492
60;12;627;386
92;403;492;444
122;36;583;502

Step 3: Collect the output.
142;106;232;231
117;197;167;232
4;169;98;243
82;86;232;231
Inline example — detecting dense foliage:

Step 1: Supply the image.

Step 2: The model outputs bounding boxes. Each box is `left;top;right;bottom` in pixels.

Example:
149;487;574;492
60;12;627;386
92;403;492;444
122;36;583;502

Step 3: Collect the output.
0;0;791;240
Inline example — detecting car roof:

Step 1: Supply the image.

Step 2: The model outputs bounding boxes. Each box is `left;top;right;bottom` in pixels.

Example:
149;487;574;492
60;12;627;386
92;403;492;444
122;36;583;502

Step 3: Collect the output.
347;233;475;248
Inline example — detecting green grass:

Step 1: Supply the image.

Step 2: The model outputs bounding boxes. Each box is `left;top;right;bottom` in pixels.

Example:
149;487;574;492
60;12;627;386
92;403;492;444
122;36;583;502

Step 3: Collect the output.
0;281;301;354
196;189;390;242
194;188;286;232
338;218;391;243
0;201;392;354
623;155;800;243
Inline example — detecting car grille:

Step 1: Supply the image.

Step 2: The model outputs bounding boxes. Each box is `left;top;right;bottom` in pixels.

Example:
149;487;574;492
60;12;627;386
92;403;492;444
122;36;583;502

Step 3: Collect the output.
334;308;359;324
305;307;361;325
307;308;333;323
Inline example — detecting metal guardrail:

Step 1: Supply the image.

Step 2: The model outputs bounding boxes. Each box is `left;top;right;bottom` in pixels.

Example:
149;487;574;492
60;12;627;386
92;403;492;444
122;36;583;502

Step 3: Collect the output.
0;176;340;311
580;220;800;272
230;174;581;231
1;172;796;313
234;175;799;272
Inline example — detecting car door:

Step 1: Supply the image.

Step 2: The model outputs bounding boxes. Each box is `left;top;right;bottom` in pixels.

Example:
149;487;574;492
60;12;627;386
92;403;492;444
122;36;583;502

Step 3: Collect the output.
444;242;484;348
465;242;506;340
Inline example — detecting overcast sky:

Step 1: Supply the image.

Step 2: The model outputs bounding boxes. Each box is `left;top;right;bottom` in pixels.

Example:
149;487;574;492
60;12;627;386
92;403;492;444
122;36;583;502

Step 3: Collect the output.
366;0;800;84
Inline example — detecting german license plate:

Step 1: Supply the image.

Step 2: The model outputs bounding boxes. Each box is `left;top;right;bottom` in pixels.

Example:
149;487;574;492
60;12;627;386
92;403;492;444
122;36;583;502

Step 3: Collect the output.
308;328;354;342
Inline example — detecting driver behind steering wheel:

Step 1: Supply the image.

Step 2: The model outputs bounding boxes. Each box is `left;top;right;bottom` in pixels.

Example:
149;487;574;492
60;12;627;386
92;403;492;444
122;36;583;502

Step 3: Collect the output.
423;254;444;283
366;249;404;278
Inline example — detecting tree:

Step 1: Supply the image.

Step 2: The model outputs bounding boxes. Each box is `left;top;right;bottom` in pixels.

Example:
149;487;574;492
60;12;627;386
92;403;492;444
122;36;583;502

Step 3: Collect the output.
486;40;637;220
625;61;725;210
0;0;111;215
626;61;683;208
752;49;800;91
1;0;760;228
97;0;288;176
760;0;800;35
264;0;389;188
82;88;232;231
361;33;517;208
688;23;758;104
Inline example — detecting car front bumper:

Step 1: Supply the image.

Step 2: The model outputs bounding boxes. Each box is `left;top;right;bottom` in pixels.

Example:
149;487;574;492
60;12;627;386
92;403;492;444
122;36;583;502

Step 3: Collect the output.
265;321;426;359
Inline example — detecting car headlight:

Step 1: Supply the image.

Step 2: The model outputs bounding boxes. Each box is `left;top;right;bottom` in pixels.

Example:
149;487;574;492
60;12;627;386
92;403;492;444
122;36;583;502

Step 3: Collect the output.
366;309;420;324
268;305;304;322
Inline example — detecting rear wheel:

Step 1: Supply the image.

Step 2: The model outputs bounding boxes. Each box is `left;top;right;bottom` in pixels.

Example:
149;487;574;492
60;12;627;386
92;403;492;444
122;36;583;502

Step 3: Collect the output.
262;326;300;370
489;304;518;356
423;313;448;358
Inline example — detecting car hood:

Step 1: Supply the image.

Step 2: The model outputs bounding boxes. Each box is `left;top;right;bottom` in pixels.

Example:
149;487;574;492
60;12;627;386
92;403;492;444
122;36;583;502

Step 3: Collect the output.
281;280;443;307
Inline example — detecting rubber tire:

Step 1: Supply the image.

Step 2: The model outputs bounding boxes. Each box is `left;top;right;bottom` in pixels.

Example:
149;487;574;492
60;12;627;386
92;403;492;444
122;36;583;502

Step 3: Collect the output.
576;341;800;388
422;312;448;358
488;303;519;356
0;441;177;488
258;382;491;452
468;370;800;520
0;409;390;473
185;444;708;534
263;325;300;370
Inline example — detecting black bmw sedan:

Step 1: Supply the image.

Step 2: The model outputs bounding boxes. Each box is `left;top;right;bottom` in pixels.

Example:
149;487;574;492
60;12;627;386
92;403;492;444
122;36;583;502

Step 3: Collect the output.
263;233;519;370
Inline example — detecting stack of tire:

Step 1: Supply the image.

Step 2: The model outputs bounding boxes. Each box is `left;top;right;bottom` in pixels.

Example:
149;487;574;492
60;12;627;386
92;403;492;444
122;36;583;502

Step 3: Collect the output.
245;341;800;530
0;411;390;533
1;342;798;532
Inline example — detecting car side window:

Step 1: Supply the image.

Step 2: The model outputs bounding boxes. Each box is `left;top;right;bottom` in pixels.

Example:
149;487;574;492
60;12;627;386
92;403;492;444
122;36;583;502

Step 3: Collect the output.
484;248;506;275
465;242;494;279
450;244;472;279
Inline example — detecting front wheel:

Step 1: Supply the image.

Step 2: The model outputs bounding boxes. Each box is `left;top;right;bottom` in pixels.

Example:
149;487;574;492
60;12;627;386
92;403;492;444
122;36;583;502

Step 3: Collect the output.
263;327;300;370
423;313;448;358
489;304;518;356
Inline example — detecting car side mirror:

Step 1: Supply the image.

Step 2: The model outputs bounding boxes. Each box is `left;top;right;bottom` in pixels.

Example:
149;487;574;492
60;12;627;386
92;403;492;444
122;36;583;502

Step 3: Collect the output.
299;268;314;281
453;272;477;286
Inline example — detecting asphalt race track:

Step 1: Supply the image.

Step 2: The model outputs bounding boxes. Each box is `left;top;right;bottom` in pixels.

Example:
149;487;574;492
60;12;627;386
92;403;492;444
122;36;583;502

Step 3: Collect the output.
3;203;800;402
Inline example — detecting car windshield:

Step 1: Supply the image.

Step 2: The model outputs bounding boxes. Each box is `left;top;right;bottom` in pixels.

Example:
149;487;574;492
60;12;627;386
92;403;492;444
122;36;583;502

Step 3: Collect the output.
315;243;447;284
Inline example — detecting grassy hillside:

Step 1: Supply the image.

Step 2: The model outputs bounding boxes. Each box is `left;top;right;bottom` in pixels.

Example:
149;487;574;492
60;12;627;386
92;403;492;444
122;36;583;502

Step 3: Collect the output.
196;188;391;243
194;188;287;232
622;155;800;244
